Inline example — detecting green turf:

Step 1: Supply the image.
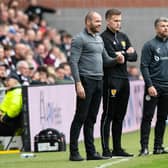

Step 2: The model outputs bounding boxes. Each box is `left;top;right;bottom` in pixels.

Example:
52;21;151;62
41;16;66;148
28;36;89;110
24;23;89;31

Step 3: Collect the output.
0;127;168;168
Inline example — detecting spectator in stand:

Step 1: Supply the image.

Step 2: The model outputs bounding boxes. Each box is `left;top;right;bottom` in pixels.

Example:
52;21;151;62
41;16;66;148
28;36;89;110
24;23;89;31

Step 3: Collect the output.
0;7;9;24
0;71;22;136
8;0;19;11
38;19;47;35
3;44;15;71
59;62;73;81
55;66;65;83
24;0;56;22
7;7;17;24
44;46;67;68
0;45;5;63
11;43;27;68
0;62;8;103
0;0;72;87
47;28;61;47
34;43;46;66
47;74;56;84
42;38;52;54
15;60;31;85
25;29;36;50
15;10;29;29
31;65;48;85
0;62;8;81
60;32;72;59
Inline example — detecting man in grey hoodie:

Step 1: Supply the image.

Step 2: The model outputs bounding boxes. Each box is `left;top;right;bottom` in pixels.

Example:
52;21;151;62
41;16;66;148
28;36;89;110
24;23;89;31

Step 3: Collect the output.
69;11;124;161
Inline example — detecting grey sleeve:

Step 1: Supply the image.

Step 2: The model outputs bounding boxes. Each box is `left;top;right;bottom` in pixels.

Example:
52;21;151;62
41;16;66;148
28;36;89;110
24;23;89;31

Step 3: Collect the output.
69;35;83;82
140;42;153;87
102;48;117;68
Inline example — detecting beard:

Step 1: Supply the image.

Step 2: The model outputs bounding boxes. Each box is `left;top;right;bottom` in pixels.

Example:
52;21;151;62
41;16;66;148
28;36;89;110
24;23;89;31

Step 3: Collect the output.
158;31;168;38
90;25;101;34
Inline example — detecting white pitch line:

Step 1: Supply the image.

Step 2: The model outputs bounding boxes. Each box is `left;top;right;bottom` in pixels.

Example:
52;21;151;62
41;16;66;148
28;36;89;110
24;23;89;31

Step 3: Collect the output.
95;147;168;168
95;158;131;168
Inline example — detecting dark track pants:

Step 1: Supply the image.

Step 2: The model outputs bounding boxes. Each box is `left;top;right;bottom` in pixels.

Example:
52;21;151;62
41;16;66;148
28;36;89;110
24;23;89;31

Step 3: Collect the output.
140;90;168;149
0;122;15;136
101;78;130;152
70;76;102;155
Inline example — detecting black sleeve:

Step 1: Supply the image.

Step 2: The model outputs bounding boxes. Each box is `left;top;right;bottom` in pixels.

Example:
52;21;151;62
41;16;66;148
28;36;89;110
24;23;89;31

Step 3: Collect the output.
140;42;153;87
124;34;137;62
40;6;56;13
101;35;117;58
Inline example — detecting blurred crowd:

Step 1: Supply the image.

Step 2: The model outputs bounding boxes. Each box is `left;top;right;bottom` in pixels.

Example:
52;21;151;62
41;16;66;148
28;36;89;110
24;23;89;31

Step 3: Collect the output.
0;0;74;89
0;0;143;90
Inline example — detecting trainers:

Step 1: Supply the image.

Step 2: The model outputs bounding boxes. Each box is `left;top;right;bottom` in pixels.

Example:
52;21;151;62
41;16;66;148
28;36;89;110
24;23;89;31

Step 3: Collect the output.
112;148;134;157
102;150;113;157
153;147;168;155
87;152;109;160
69;152;84;161
138;148;149;156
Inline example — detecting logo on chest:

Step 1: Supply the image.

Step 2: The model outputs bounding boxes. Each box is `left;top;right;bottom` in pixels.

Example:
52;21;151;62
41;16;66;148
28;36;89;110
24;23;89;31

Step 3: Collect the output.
154;55;160;62
154;48;161;62
121;41;126;49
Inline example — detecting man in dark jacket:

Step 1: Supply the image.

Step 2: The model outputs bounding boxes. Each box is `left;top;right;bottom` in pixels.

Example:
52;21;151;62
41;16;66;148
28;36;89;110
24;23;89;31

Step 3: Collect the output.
100;8;137;157
139;17;168;156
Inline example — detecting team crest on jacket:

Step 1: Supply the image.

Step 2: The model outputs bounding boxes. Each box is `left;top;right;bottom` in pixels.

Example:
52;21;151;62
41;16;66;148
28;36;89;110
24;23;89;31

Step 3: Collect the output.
154;55;160;62
145;95;151;101
111;89;117;97
156;48;160;54
121;41;126;49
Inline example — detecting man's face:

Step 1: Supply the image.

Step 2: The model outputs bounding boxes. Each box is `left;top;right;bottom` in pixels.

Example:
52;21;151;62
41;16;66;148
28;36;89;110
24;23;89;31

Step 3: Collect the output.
4;78;17;88
19;65;30;77
0;66;6;78
0;47;4;58
16;44;26;58
88;13;102;33
107;14;122;32
155;21;168;38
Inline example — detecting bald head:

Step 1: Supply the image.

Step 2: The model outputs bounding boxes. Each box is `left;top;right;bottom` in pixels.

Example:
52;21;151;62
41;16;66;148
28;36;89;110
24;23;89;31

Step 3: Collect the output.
85;11;102;34
85;11;101;24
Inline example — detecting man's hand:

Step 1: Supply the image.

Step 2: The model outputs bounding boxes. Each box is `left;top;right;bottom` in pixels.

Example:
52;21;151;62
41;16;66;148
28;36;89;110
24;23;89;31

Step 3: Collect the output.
0;111;4;123
115;53;125;64
148;86;158;97
126;47;135;54
76;82;86;99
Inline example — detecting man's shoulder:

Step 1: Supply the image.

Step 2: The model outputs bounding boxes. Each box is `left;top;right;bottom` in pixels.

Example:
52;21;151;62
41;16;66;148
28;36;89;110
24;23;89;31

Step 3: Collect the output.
73;31;86;41
101;29;110;36
143;38;156;48
117;31;129;38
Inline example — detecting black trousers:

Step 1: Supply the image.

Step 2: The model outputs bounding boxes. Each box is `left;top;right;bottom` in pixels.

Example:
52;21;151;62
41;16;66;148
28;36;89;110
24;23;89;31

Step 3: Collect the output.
0;122;16;136
101;77;130;152
140;89;168;149
70;76;102;156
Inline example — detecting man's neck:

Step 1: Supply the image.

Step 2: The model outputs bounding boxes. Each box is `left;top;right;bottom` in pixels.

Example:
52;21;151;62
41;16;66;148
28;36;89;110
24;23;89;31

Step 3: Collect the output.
86;28;96;36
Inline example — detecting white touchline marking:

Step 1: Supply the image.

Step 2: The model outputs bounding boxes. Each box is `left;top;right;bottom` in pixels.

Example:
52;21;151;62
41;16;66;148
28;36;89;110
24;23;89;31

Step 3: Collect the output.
95;147;168;168
95;158;131;168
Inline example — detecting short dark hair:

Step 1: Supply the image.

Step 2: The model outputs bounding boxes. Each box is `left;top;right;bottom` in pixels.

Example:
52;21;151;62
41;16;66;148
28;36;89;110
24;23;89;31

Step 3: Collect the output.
154;17;168;27
105;8;121;20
